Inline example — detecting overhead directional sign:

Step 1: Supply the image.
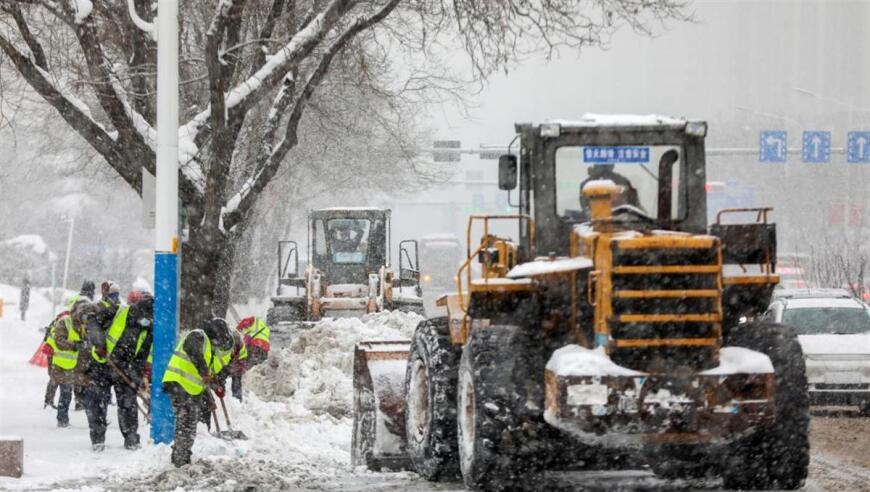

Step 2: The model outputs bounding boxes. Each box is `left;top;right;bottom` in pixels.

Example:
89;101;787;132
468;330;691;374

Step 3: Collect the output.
479;150;503;160
802;131;831;163
759;131;787;162
847;131;870;163
583;146;650;164
433;140;461;162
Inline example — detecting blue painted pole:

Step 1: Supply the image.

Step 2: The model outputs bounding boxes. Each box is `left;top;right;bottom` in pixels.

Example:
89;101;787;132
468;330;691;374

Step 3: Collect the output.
151;252;177;443
146;0;180;445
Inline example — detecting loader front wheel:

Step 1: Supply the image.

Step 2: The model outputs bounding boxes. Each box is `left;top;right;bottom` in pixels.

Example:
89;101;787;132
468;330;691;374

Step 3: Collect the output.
457;326;547;491
721;321;809;490
405;318;461;481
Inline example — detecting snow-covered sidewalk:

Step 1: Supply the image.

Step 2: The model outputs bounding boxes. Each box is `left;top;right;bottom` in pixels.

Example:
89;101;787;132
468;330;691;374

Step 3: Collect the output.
0;287;429;491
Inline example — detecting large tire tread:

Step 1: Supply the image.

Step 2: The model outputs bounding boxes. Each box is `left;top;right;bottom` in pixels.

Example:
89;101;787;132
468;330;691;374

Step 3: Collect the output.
721;321;809;490
404;318;462;481
458;326;548;491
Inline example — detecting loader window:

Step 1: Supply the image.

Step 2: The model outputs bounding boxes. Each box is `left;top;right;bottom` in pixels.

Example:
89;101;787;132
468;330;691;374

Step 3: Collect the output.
556;145;683;222
326;218;371;264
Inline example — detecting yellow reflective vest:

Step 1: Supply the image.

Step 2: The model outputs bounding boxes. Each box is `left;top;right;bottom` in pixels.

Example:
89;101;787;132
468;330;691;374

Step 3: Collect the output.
243;318;271;352
162;330;214;396
92;305;130;364
46;316;81;371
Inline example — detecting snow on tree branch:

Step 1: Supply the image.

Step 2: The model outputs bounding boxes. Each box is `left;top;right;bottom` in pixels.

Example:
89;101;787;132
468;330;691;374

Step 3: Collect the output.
222;0;403;231
180;0;354;143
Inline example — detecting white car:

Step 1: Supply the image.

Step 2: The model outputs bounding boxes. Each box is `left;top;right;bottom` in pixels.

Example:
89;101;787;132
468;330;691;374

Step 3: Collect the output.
767;290;870;415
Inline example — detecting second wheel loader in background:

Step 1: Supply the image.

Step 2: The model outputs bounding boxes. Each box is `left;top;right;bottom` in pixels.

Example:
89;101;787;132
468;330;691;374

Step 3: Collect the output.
352;116;809;491
267;208;424;329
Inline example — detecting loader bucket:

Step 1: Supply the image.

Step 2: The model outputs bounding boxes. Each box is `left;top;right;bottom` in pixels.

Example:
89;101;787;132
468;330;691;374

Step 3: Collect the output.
351;340;412;471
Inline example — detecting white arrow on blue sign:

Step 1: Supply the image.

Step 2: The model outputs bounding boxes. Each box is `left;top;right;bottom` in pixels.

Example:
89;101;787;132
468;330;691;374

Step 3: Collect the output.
759;131;787;162
802;131;831;163
847;131;870;163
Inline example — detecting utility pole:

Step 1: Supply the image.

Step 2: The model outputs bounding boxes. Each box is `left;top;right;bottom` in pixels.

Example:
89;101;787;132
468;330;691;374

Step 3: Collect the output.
59;214;75;313
128;0;179;444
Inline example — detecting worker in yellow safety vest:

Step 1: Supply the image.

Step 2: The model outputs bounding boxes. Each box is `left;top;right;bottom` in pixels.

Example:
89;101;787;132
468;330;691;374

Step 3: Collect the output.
162;318;234;467
231;316;271;400
46;300;95;428
83;295;153;451
66;280;96;309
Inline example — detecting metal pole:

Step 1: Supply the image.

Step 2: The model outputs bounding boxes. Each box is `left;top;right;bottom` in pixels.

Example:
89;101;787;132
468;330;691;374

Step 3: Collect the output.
151;0;179;445
50;260;57;318
60;215;75;304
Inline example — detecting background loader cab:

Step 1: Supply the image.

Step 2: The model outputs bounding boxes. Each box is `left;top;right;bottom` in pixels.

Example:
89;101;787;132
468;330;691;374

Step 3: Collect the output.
352;116;809;491
267;208;424;327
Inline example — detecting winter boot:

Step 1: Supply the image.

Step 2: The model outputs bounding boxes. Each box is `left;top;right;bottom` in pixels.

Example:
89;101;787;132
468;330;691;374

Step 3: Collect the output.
124;435;141;450
57;420;69;428
171;447;191;468
92;443;105;452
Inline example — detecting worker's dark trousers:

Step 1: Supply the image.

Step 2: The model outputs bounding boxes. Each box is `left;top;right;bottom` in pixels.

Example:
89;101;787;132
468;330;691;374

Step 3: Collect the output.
169;392;202;467
44;379;58;407
83;377;111;445
57;383;72;425
112;374;140;447
231;373;242;400
74;385;85;410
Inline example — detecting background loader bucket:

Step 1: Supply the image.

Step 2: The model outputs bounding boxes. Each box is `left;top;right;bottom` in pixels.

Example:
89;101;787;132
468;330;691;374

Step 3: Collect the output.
351;340;412;471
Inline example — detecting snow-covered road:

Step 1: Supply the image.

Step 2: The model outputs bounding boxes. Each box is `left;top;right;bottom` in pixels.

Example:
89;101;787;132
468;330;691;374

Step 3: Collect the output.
1;284;868;491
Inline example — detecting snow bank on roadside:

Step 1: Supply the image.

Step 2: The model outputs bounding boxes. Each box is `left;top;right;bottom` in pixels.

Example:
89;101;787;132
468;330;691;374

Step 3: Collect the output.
0;302;423;491
245;310;422;417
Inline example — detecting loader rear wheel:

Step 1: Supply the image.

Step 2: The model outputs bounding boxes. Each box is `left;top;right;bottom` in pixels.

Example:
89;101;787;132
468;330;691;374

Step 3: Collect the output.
457;326;547;491
721;321;809;490
404;318;461;481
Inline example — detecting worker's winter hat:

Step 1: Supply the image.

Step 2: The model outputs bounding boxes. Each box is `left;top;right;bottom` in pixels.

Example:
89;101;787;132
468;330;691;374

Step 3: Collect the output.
81;280;96;300
205;318;233;351
72;300;97;323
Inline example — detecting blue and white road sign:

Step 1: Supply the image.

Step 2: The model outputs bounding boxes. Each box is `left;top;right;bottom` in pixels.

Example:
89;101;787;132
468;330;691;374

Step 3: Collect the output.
802;131;831;163
583;146;650;164
759;131;787;162
847;131;870;163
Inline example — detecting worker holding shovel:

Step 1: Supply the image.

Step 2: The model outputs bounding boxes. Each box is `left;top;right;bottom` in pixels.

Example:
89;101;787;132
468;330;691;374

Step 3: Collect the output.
83;295;153;451
162;318;235;467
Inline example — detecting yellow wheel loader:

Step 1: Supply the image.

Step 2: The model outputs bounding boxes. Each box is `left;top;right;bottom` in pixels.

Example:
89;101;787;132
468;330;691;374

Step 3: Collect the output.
352;117;808;490
267;208;424;330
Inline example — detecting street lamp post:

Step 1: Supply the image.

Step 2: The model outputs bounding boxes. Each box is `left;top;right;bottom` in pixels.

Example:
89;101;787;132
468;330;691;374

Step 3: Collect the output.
127;0;179;445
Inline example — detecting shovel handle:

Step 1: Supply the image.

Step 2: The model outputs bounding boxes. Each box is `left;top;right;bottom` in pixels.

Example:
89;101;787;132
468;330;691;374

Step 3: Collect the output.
206;389;222;434
218;396;233;430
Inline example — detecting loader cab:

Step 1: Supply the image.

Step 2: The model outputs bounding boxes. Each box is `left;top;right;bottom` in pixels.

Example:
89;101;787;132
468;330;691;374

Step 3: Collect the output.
502;117;709;258
309;208;390;284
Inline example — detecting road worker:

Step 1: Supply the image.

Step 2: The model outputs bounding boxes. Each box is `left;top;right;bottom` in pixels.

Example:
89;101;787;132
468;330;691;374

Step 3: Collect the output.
230;316;272;400
162;318;233;467
46;300;94;427
83;295;153;451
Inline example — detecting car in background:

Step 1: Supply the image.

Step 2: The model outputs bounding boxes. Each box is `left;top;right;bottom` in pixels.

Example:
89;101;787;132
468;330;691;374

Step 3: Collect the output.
767;289;870;415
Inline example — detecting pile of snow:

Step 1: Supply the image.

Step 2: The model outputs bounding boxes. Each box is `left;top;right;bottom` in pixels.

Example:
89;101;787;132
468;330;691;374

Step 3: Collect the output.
245;310;422;417
0;308;425;491
0;282;53;326
1;234;56;260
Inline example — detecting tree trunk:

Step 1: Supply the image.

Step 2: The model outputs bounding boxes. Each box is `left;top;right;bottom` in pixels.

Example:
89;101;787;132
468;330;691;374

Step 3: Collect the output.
180;221;238;330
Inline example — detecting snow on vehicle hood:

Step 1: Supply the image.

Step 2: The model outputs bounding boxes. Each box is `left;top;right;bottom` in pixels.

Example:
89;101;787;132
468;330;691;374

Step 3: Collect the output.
547;345;644;377
507;256;593;278
798;333;870;357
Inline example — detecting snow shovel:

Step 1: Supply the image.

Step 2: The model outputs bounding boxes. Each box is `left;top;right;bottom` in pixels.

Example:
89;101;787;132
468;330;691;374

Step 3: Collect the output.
218;395;248;440
206;390;243;441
